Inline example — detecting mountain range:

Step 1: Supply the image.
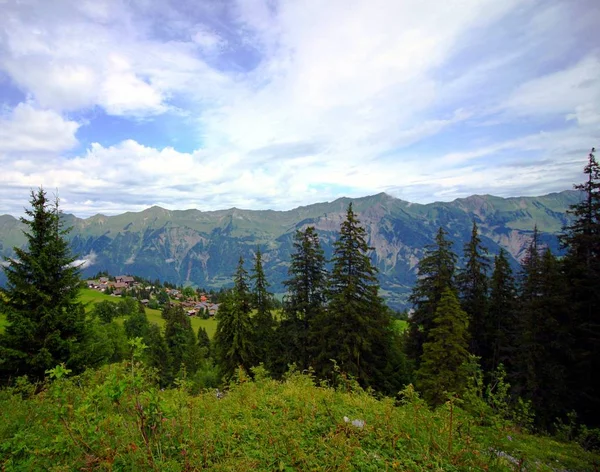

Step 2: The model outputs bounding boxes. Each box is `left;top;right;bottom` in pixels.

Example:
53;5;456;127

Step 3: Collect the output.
0;190;580;309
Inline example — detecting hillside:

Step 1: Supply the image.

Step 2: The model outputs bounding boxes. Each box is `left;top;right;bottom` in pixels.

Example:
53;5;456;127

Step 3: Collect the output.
0;190;581;309
1;362;598;471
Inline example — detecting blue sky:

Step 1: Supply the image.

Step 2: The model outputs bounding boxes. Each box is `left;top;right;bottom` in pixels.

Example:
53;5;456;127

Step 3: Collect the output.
0;0;598;217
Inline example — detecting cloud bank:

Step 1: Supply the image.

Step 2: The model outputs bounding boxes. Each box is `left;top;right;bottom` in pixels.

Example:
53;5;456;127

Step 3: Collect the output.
0;0;598;216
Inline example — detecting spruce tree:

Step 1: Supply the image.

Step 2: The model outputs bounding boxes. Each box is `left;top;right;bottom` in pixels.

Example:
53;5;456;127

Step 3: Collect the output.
407;227;457;365
144;323;171;387
0;188;89;381
197;326;211;357
251;247;275;367
416;287;470;406
213;257;256;380
279;226;327;371
487;249;518;374
560;148;600;424
515;231;569;427
315;203;397;390
163;304;200;382
457;222;490;366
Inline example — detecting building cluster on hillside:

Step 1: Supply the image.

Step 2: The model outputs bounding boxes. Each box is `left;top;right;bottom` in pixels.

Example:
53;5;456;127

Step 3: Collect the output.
86;275;220;316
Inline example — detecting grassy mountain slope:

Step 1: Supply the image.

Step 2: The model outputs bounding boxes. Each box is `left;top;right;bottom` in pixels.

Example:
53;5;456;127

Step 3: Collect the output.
1;363;597;471
0;191;581;309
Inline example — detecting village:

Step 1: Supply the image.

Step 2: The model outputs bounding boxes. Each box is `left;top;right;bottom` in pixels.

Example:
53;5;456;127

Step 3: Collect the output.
86;275;220;317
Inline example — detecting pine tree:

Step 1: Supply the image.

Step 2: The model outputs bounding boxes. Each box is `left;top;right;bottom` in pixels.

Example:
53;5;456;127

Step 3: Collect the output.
560;148;600;424
213;257;256;380
315;203;398;390
279;226;327;371
487;249;518;374
457;222;490;365
407;227;457;364
416;288;470;406
251;247;275;367
0;188;89;381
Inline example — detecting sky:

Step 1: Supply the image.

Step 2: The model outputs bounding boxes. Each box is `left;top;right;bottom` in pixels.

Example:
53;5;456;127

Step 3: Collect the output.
0;0;598;217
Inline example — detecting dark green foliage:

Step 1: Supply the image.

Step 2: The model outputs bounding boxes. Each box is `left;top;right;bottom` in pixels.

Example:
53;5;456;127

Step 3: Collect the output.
92;300;120;324
416;288;470;406
0;188;90;381
457;222;490;363
214;292;255;380
123;305;150;340
560;148;600;425
314;204;402;392
163;304;201;382
251;247;276;367
515;231;569;428
407;227;458;364
144;323;170;386
156;289;169;305
487;249;518;374
214;257;256;380
278;226;327;372
197;326;211;356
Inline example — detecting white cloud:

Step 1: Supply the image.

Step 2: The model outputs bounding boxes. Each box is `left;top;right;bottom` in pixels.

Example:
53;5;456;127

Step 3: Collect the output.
0;0;598;217
0;103;79;153
70;251;97;269
503;55;600;122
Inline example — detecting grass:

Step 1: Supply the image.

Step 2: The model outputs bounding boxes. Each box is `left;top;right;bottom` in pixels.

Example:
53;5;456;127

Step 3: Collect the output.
1;363;598;471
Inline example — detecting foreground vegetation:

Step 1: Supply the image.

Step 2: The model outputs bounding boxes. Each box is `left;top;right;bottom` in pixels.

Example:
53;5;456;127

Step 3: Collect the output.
1;360;598;471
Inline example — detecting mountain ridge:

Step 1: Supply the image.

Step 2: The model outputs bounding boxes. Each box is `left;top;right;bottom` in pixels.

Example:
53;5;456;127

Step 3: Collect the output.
0;189;581;309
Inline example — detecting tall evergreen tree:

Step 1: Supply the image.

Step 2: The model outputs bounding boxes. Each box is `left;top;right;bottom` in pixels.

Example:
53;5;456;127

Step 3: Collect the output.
251;248;275;367
213;257;256;380
457;222;490;365
560;148;600;424
315;204;399;391
163;304;200;382
416;288;470;406
144;323;171;387
0;188;90;381
487;249;518;374
279;227;327;371
407;227;457;364
515;231;569;427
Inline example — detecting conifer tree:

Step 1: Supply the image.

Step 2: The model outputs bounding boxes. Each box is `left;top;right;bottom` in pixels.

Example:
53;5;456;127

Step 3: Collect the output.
416;288;470;406
487;249;518;374
144;323;171;387
163;304;200;382
0;188;89;381
407;227;457;364
251;248;275;367
213;257;256;380
197;326;211;357
514;231;569;427
315;203;397;390
457;222;490;364
279;227;327;371
560;148;600;424
123;303;150;339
